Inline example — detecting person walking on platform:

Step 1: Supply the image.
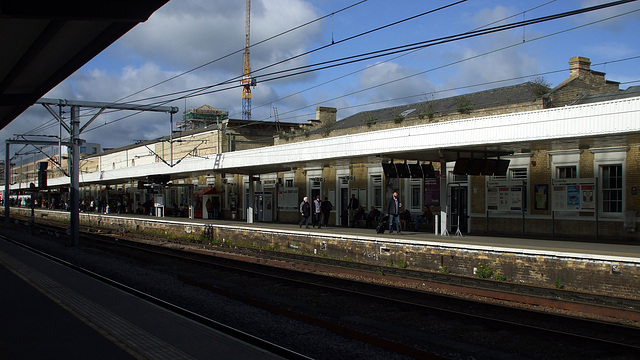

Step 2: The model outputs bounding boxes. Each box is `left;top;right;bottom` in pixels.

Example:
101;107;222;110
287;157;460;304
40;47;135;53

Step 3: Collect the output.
321;197;332;227
387;191;402;235
348;194;359;227
313;195;323;228
299;197;311;229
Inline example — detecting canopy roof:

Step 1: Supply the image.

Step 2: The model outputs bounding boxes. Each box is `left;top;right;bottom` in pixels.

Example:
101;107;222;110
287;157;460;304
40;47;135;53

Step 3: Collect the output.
0;0;169;130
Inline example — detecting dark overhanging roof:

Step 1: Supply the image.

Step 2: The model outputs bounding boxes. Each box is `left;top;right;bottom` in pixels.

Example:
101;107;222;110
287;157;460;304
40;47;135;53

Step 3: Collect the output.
0;0;170;130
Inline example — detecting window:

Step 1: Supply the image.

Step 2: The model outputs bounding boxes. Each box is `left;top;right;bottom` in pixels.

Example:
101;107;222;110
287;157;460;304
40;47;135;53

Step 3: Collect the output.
285;179;293;187
452;174;468;182
550;150;580;180
510;168;528;180
411;185;421;210
409;178;422;210
601;164;622;213
371;175;382;208
556;166;576;179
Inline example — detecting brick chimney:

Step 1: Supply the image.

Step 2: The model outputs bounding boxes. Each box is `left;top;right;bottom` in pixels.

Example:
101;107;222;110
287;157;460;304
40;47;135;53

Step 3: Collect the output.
569;56;591;78
316;107;337;126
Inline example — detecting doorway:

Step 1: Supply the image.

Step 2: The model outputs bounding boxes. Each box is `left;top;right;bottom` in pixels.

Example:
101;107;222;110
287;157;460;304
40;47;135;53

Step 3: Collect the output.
449;185;468;234
339;187;350;226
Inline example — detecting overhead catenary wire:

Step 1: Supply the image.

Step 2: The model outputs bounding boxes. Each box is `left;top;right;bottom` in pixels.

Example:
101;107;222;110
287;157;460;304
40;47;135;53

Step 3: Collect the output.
184;3;640;133
246;0;561;122
249;0;639;85
7;1;371;142
80;0;472;133
86;1;640;136
5;0;638;156
37;0;637;134
248;6;640;124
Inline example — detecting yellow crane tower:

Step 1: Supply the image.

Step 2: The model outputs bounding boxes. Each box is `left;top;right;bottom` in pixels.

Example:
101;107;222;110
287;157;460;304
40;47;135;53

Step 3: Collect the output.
241;0;255;120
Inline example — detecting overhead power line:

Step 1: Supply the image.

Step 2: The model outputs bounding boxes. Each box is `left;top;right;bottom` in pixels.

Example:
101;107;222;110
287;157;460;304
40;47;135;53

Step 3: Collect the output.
20;0;638;141
9;1;370;142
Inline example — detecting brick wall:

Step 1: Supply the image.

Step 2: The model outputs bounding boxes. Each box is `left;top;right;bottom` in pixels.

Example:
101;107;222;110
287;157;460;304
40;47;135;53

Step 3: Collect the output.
6;207;639;299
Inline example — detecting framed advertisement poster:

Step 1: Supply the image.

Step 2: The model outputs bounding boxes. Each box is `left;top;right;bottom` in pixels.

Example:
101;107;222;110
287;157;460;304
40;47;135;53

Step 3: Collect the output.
534;184;548;210
551;178;596;212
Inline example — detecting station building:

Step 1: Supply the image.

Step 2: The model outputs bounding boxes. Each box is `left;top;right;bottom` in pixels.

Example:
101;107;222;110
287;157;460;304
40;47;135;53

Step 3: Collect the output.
7;56;640;241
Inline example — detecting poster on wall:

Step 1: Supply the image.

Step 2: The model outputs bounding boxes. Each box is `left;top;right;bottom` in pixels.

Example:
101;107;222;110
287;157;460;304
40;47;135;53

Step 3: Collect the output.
509;186;523;210
487;186;511;211
567;185;580;209
423;171;440;207
552;185;568;211
581;185;595;210
534;184;548;210
486;181;525;212
277;187;299;209
487;187;499;210
551;179;595;212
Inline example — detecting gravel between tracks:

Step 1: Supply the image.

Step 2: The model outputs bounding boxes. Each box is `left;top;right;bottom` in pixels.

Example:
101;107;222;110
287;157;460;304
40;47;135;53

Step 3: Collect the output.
2;226;428;360
5;223;640;360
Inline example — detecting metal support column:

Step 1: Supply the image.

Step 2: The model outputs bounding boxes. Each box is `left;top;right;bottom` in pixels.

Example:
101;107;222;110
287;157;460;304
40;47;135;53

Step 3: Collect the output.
247;175;254;223
439;160;448;236
69;105;80;246
4;142;10;226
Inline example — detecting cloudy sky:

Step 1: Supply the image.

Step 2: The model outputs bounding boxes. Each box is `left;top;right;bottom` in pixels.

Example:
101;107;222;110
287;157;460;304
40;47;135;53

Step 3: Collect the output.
3;0;640;161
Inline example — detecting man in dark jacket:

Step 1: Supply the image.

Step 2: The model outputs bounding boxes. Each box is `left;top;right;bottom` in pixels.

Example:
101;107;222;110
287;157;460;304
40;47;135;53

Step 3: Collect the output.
348;194;359;227
321;197;332;227
387;191;402;234
299;196;311;229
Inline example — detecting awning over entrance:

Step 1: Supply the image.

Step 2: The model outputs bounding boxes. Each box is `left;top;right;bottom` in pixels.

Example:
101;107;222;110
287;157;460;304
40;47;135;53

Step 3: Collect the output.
194;187;216;196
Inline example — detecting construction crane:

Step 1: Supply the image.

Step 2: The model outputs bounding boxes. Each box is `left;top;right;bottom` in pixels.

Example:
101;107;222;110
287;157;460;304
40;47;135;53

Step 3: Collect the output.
241;0;255;120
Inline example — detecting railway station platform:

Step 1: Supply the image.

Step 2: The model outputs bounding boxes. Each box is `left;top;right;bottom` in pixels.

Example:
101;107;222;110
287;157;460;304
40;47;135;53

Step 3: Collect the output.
0;235;293;360
4;207;640;298
100;211;640;261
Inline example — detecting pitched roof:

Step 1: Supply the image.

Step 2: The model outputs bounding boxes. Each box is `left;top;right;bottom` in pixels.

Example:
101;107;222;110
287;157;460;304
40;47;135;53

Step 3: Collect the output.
573;86;640;105
334;82;542;131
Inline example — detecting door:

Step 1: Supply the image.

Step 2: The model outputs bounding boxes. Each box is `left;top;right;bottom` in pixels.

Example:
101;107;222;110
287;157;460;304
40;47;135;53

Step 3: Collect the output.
450;186;468;233
263;192;273;222
254;194;263;221
340;187;350;226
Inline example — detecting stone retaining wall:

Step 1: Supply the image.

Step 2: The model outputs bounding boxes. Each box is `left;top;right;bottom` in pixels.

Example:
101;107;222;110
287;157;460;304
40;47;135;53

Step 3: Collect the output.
5;208;639;299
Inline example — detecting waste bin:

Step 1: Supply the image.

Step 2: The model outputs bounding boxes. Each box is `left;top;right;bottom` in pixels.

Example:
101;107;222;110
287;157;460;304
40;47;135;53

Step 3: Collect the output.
624;210;636;232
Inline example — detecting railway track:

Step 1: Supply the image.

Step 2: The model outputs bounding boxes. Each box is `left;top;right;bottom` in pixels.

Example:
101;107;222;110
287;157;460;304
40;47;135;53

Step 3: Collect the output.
6;217;640;359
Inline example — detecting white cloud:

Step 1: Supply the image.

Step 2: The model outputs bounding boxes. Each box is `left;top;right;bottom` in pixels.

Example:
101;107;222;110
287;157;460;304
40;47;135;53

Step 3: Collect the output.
358;61;434;107
440;5;541;93
12;0;326;149
578;0;640;31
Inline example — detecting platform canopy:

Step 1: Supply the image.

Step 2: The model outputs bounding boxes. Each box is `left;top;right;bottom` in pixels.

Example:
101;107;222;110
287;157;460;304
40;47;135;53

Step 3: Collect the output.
0;0;169;130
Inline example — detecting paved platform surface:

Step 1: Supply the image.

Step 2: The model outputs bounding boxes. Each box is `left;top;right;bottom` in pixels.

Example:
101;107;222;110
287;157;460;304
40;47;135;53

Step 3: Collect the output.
11;207;640;261
0;237;289;360
109;212;640;262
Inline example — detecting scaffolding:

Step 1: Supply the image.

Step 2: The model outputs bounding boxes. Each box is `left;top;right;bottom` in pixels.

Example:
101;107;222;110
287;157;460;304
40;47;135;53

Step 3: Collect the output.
177;105;228;131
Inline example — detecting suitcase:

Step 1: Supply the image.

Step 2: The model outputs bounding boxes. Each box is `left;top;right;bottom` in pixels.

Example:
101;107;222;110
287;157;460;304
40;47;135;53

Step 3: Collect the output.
376;217;387;234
